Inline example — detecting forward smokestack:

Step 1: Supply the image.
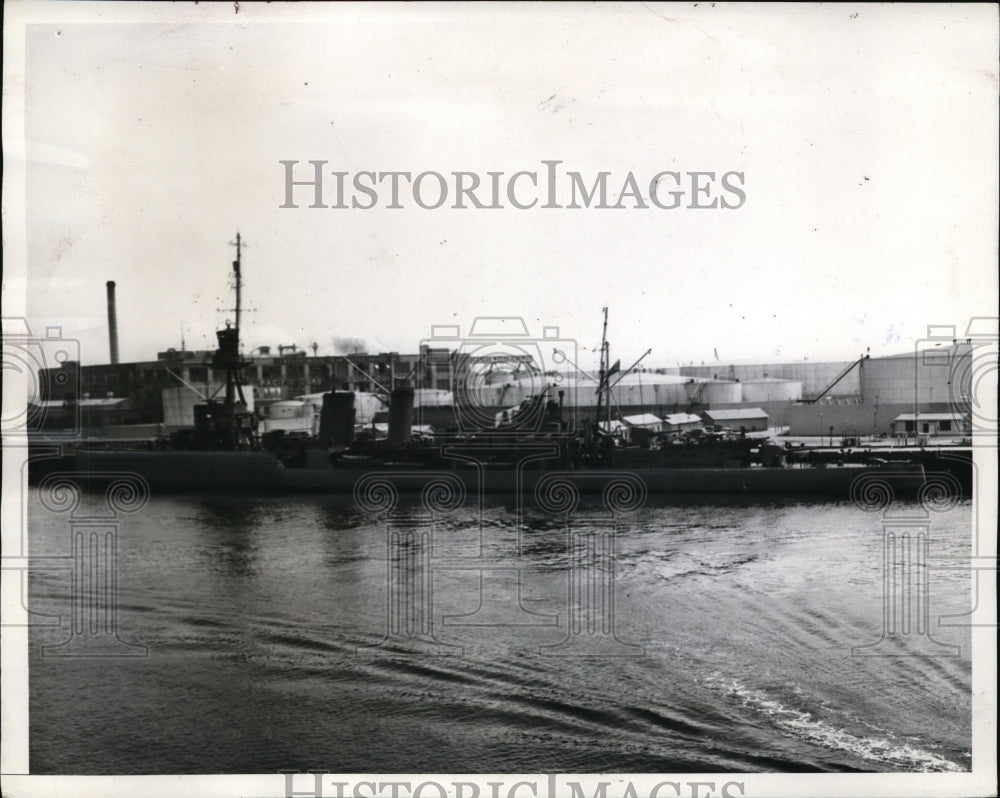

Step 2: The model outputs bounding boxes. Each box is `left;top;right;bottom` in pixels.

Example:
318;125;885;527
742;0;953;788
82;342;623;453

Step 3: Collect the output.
106;280;120;364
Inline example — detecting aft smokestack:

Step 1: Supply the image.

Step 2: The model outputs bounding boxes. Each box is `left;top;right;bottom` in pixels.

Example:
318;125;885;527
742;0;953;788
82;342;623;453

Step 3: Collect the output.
387;386;415;445
319;391;356;446
106;280;120;364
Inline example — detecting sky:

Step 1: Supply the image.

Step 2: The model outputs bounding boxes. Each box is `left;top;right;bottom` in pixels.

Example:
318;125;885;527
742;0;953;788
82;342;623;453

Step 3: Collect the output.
5;2;998;371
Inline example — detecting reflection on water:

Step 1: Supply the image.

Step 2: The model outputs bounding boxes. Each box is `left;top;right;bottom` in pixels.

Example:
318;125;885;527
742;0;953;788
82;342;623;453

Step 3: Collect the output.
194;498;270;577
27;489;973;774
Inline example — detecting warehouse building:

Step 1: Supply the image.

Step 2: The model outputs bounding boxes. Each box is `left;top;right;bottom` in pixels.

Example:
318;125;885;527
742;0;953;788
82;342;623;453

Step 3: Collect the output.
662;412;703;433
892;412;969;439
703;408;770;433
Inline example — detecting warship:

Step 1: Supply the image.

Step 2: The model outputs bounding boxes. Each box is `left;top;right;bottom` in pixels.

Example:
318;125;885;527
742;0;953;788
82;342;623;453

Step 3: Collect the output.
29;235;957;501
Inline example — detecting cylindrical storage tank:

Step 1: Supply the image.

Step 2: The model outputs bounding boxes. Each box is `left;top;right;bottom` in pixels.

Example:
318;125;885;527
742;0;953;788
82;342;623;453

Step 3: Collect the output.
388;387;415;444
701;381;742;404
645;383;687;405
319;392;356;445
741;379;802;403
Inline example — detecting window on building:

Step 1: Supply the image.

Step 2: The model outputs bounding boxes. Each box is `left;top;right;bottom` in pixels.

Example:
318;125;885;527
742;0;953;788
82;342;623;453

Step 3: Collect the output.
940;420;951;432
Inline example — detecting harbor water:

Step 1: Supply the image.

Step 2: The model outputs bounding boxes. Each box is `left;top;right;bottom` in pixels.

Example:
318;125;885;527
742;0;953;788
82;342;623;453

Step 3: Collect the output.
27;488;972;774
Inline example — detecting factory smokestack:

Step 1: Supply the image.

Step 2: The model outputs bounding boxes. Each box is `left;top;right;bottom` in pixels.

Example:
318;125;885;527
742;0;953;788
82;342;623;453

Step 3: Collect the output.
106;280;120;364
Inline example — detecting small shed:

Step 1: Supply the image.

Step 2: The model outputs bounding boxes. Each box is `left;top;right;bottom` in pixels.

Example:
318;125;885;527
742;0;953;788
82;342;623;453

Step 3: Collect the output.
703;407;770;432
662;412;702;432
892;413;968;437
621;413;666;434
618;413;665;447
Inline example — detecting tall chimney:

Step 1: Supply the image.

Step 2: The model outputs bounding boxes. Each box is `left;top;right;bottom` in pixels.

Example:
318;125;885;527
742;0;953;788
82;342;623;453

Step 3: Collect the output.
106;280;120;364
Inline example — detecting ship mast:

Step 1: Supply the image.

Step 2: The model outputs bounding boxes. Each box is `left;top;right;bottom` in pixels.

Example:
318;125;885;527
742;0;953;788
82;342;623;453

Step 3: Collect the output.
211;232;248;408
232;231;242;339
230;231;247;406
595;306;609;436
603;310;612;446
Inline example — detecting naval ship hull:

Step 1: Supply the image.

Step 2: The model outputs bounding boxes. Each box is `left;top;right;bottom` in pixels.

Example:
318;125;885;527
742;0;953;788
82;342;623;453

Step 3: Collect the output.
30;449;932;500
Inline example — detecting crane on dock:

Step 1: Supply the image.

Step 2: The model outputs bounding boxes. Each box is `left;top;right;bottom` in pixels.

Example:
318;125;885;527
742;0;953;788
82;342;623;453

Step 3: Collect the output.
801;350;870;404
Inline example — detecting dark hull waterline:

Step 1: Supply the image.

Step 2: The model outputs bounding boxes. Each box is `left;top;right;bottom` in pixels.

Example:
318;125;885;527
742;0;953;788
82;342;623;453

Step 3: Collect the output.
27;450;944;500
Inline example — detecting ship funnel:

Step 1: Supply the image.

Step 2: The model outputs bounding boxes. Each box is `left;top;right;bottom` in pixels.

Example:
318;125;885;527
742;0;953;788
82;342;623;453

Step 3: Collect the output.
387;386;415;444
319;391;356;445
106;280;120;364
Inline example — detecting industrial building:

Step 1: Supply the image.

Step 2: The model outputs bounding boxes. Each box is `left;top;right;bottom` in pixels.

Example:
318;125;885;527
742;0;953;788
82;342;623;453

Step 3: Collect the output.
662;412;702;432
31;288;978;443
891;413;969;439
36;344;451;432
703;408;770;433
620;413;667;433
785;342;974;437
